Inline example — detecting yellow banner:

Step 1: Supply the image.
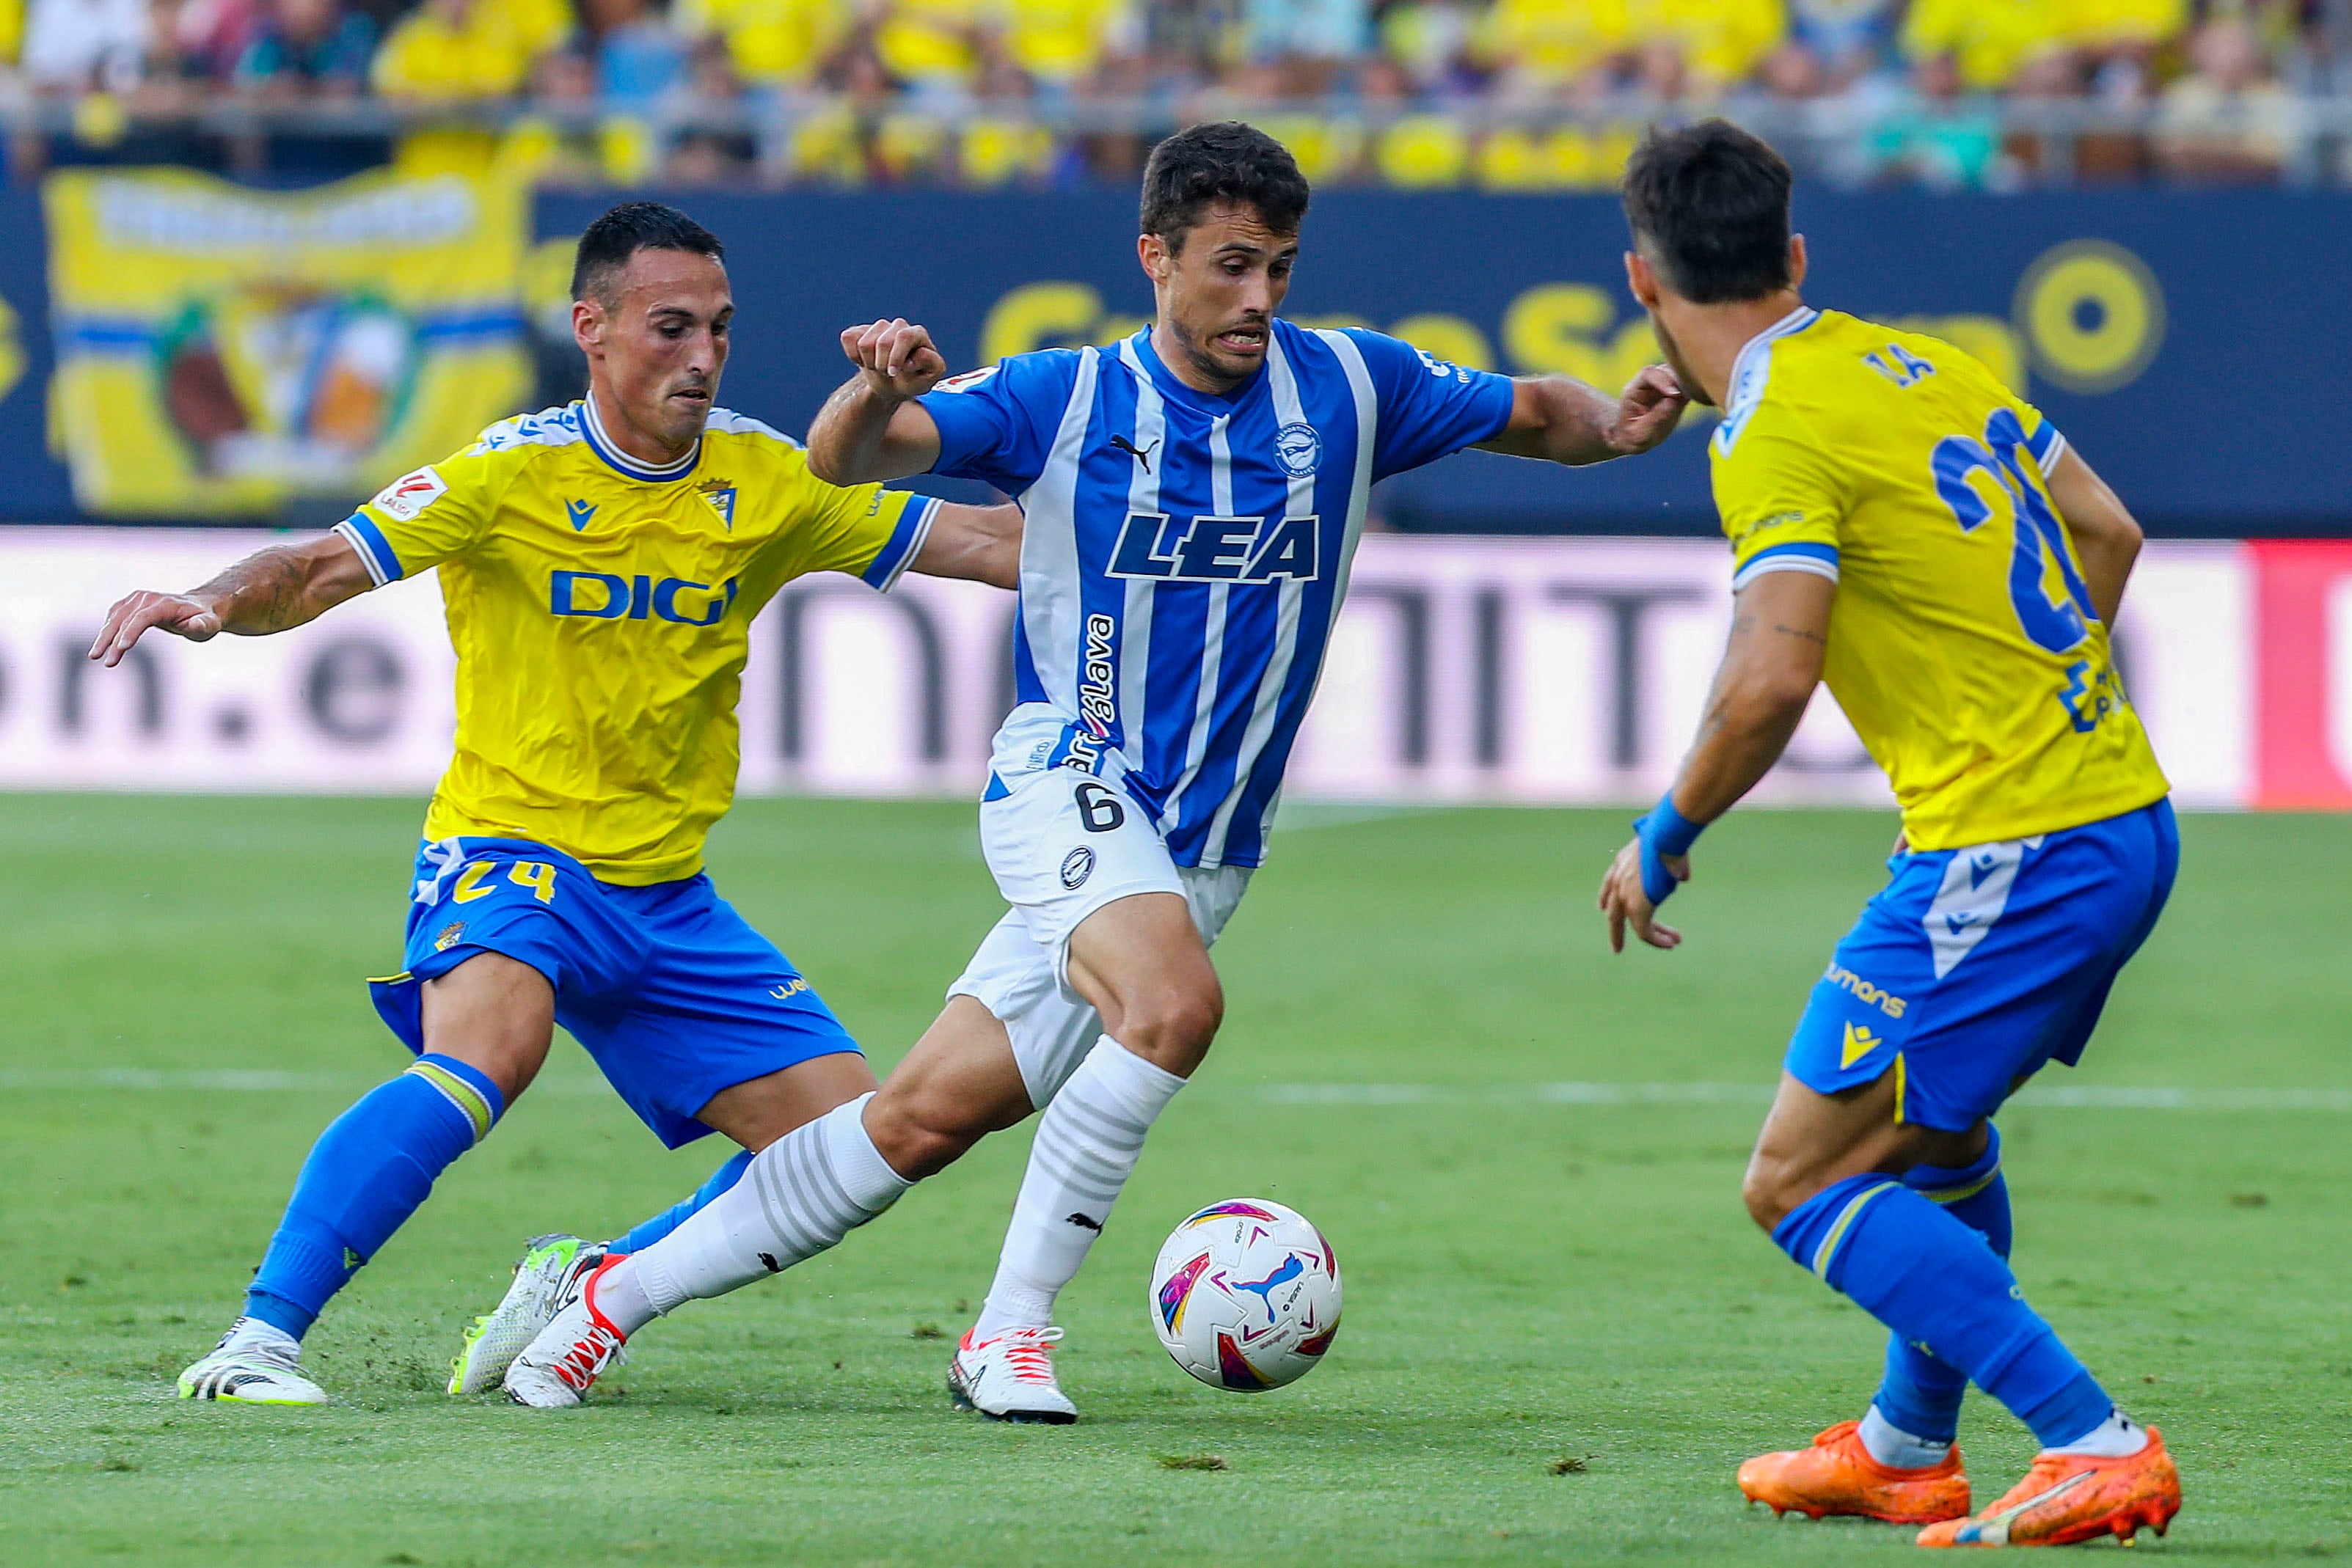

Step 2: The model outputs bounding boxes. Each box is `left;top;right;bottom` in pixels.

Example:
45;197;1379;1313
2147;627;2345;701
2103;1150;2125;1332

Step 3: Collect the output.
44;167;530;516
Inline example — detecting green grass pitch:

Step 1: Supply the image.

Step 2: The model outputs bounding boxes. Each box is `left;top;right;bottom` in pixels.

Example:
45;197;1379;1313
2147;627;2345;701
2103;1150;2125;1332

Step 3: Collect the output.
3;794;2348;1564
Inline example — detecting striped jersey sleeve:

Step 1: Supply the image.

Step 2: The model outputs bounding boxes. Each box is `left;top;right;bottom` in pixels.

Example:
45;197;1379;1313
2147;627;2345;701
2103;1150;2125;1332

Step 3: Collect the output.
335;441;508;585
1711;400;1849;591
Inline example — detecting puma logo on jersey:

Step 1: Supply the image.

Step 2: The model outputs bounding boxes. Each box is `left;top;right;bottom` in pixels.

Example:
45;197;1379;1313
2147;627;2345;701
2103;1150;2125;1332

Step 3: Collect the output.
1109;511;1321;583
1108;435;1158;472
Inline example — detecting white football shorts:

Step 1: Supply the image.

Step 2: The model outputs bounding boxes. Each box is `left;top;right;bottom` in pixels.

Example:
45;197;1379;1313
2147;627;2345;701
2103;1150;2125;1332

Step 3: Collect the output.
948;767;1250;1106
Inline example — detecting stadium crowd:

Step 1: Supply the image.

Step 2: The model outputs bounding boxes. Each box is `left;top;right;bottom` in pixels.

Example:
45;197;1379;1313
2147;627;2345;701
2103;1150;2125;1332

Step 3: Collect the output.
5;0;2346;186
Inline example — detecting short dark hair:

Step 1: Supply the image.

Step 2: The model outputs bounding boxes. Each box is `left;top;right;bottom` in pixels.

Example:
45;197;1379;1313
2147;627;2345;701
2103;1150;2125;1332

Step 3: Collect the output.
1139;122;1312;252
1621;121;1794;304
571;201;726;304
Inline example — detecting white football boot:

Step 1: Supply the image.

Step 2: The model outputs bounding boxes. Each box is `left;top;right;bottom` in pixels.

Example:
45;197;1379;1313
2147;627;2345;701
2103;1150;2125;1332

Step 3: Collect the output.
947;1325;1077;1424
448;1234;606;1395
178;1322;328;1405
503;1256;629;1409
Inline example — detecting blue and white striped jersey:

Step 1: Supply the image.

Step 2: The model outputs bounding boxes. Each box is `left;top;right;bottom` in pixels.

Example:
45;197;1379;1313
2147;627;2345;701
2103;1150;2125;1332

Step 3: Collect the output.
921;319;1514;869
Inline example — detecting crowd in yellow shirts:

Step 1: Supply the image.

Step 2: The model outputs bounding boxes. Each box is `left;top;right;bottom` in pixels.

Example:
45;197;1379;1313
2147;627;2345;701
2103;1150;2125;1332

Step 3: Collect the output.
1;0;2332;187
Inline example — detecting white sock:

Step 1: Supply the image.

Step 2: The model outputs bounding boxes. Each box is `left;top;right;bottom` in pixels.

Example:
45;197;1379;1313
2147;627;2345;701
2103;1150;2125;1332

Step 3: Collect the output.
608;1093;910;1334
1857;1404;1951;1470
2043;1407;2150;1459
221;1315;299;1357
973;1036;1185;1339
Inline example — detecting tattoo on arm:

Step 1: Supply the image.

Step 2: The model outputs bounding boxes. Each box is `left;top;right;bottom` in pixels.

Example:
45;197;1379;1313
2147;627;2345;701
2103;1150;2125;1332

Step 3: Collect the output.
197;546;313;634
1770;622;1829;648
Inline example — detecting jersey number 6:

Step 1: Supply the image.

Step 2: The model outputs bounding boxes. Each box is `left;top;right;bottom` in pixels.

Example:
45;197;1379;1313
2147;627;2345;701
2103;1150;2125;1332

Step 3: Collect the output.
1075;782;1127;834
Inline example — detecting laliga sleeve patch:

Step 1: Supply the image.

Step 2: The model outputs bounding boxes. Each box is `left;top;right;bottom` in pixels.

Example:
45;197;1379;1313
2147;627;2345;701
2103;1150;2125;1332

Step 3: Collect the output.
936;366;999;394
370;466;448;521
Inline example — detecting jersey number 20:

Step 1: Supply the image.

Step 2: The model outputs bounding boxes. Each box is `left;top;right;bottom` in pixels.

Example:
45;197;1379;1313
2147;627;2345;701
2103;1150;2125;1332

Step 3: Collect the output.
1929;407;2099;656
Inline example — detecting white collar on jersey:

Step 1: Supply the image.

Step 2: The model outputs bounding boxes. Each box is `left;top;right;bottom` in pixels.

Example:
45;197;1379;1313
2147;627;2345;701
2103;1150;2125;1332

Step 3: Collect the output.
1713;304;1820;456
580;393;701;482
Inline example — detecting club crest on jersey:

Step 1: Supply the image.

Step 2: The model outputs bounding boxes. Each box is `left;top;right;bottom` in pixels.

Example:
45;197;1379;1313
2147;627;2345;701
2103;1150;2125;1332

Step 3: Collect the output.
1060;846;1095;890
697;479;737;530
370;466;447;522
1109;512;1321;583
1274;422;1321;478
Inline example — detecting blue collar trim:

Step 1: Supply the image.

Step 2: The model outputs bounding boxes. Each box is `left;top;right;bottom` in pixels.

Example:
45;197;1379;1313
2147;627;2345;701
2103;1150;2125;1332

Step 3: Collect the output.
581;395;700;483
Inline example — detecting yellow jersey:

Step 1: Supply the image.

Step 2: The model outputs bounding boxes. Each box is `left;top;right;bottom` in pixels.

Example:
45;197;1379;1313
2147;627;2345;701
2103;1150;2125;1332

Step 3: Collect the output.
1710;307;2167;850
337;397;939;884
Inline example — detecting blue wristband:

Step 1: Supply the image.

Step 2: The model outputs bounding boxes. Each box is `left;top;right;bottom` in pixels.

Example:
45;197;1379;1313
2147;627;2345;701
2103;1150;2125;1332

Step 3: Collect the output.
1633;791;1706;906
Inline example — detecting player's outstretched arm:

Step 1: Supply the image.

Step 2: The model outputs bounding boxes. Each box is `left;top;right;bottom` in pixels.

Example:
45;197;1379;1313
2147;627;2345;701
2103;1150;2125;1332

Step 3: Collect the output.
87;533;375;668
2045;446;2143;628
1597;570;1834;952
908;502;1024;590
807;318;948;486
1479;364;1689;466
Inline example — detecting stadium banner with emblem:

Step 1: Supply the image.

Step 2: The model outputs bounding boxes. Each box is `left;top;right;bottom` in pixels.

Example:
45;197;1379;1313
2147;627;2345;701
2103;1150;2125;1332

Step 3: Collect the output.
0;530;2287;807
525;188;2352;538
43;168;532;517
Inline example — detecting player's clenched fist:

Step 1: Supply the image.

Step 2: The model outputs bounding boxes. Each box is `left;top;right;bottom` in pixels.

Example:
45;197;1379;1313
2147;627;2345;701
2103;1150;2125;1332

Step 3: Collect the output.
1603;364;1689;457
87;589;223;667
841;318;947;400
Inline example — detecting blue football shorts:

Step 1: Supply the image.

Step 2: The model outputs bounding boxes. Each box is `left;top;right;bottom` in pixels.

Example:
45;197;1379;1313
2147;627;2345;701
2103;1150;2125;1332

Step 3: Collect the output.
368;837;859;1148
1783;799;2178;1132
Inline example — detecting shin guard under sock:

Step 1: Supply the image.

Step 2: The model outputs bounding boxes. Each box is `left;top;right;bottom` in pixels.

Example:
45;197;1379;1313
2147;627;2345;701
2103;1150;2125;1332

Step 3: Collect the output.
244;1055;503;1339
1775;1170;2111;1449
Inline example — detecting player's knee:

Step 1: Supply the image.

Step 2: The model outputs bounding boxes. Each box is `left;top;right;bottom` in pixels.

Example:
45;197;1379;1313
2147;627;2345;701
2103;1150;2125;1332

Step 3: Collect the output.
1742;1154;1809;1234
863;1080;985;1181
1111;975;1222;1076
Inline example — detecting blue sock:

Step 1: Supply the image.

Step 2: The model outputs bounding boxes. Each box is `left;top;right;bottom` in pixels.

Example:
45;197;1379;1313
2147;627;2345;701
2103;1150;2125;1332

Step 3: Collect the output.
243;1055;503;1340
607;1148;753;1255
1875;1126;2012;1444
1775;1170;2111;1449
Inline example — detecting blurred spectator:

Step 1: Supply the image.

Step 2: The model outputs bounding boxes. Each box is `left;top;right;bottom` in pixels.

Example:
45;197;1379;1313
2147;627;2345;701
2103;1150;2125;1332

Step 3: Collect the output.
1785;0;1895;85
1869;47;2009;186
994;0;1121;87
23;0;148;91
1902;0;2069;92
2156;12;2295;175
234;0;376;96
874;0;982;87
1478;0;1626;98
1627;0;1786;96
1376;0;1475;92
1242;0;1367;78
372;0;531;97
672;0;844;88
580;0;684;110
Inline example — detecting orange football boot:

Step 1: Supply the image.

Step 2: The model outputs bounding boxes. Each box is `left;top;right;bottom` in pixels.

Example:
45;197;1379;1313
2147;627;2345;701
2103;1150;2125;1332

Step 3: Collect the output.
1739;1420;1971;1525
1915;1426;2181;1547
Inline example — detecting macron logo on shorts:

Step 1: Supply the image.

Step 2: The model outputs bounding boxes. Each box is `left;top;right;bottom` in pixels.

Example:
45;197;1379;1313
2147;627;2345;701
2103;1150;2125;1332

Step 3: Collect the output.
370;466;448;522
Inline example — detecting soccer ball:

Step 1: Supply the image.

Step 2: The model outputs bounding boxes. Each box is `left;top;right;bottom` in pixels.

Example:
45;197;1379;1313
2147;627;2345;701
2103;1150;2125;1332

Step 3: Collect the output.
1148;1198;1341;1391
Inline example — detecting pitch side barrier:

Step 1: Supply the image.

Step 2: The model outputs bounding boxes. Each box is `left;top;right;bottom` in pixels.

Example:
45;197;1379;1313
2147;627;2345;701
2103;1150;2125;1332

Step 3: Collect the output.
0;177;2342;533
7;530;2345;810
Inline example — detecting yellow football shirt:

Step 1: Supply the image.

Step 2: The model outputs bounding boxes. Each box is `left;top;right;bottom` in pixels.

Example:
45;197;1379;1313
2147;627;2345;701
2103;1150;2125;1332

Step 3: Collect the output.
337;398;939;884
1710;307;2168;851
